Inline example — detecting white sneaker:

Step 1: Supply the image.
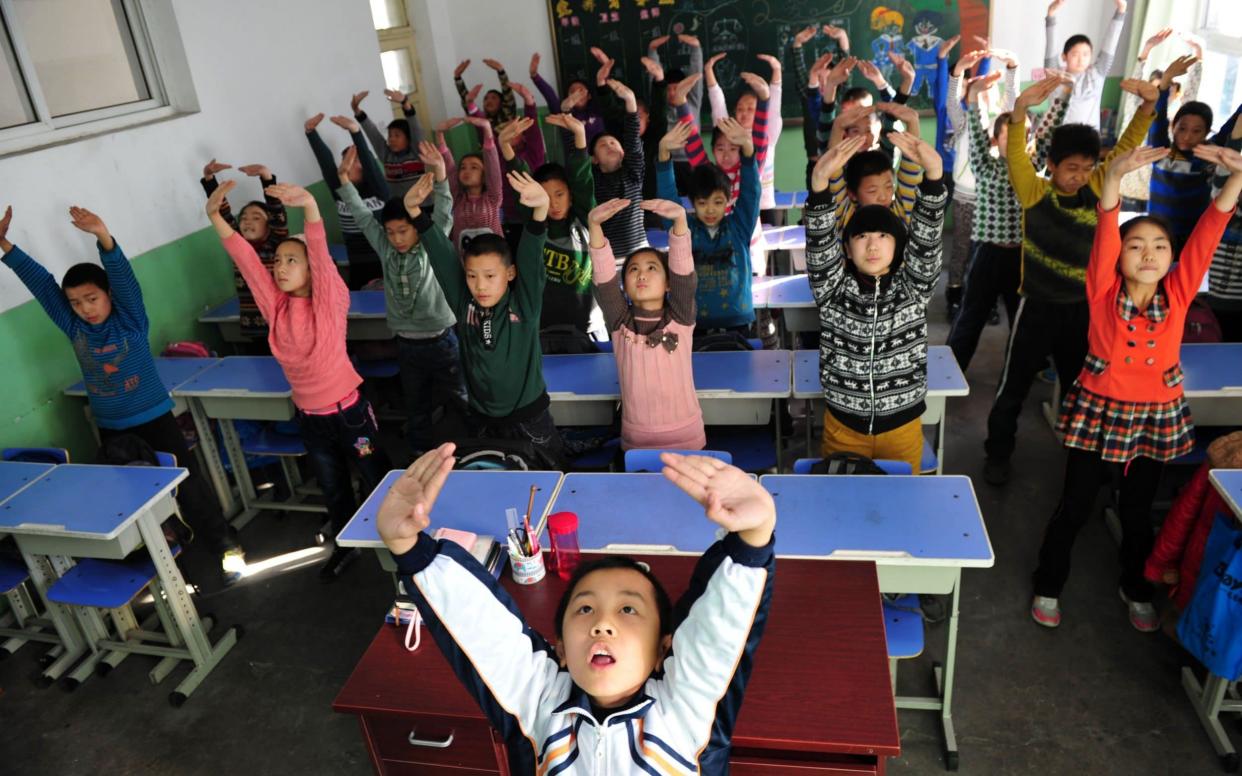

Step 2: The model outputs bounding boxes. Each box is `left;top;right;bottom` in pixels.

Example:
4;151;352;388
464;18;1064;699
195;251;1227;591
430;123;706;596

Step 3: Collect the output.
1030;595;1061;628
1119;588;1159;633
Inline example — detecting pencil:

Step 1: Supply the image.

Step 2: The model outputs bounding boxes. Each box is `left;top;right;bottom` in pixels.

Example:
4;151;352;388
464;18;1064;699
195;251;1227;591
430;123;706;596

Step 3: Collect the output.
524;485;538;552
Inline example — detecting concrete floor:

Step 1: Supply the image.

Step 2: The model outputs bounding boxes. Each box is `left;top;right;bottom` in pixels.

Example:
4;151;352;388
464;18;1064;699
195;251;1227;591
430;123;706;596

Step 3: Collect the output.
0;278;1232;776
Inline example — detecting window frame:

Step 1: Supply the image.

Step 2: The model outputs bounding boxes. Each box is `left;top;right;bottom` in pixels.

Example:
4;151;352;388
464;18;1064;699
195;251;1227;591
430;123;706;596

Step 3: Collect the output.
0;0;198;157
1199;0;1242;57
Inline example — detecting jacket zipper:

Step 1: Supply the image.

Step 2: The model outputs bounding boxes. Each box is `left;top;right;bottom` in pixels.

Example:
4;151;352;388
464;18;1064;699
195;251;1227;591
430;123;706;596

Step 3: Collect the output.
868;281;879;435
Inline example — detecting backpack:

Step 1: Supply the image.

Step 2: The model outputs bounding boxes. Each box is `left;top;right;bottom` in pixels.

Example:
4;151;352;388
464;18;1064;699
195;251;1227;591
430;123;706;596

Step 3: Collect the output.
808;451;888;476
1184;298;1223;343
97;433;160;467
540;325;600;355
692;331;754;352
452;438;558;471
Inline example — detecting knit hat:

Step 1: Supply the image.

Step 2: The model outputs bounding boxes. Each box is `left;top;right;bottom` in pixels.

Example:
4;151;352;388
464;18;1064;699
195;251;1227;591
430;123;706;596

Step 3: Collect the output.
1208;431;1242;470
843;205;908;269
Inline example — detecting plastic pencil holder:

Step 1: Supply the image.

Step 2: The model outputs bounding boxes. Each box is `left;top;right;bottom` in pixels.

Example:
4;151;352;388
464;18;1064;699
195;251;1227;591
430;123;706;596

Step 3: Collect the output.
509;546;546;585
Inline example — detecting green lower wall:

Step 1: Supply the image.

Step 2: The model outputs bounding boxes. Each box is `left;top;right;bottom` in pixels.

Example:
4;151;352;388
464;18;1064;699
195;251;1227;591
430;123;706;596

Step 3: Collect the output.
0;182;339;463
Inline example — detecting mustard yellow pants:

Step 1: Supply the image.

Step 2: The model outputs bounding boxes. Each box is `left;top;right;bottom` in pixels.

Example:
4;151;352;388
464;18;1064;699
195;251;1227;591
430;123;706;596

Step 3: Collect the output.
821;410;923;474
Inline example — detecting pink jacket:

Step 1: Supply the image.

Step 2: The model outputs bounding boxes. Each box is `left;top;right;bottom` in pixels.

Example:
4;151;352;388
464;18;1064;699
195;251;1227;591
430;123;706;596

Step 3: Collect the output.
223;219;362;411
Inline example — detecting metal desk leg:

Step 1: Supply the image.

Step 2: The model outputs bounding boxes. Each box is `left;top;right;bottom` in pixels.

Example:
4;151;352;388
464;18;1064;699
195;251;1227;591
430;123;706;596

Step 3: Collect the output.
188;398;237;518
804;399;815;460
218;418;262;531
1183;667;1242;771
134;506;237;703
15;550;89;683
937;417;947;476
895;568;963;770
774;398;784;473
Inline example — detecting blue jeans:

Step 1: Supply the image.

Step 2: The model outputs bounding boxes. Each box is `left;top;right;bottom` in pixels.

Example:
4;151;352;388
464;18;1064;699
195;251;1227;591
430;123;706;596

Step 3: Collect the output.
397;329;468;456
297;397;392;536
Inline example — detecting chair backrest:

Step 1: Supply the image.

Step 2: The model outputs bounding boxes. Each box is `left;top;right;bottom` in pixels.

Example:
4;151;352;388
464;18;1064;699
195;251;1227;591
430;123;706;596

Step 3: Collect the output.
624;449;732;473
792;457;911;475
154;451;177;468
2;447;69;464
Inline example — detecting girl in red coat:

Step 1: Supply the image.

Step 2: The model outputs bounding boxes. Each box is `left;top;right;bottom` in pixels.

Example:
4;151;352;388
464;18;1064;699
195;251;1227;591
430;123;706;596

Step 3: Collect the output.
1030;142;1242;632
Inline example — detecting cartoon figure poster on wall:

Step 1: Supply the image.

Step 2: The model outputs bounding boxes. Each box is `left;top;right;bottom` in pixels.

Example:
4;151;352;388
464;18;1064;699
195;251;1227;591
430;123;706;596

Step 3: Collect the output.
905;9;945;99
869;5;906;82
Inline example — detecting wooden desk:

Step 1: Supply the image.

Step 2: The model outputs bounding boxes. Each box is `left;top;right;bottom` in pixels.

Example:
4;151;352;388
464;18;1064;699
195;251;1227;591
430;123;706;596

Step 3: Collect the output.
334;554;898;774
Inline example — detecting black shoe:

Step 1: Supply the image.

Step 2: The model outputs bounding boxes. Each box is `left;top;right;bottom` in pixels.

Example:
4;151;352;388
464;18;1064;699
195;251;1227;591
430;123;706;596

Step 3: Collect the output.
319;546;360;582
988;305;1001;326
983;457;1010;486
946;285;963;323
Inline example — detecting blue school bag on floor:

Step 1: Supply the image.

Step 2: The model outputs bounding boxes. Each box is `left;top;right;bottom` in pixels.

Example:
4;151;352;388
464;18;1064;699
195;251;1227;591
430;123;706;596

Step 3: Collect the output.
1178;512;1242;680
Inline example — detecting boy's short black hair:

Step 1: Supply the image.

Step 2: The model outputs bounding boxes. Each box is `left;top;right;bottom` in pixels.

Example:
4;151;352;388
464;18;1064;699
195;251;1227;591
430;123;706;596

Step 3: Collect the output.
1173;101;1214;131
61;263;109;293
688;163;732;202
841;86;872;106
1063;34;1093;55
992;112;1012;140
845;150;894;194
533;162;570;188
462;233;513;266
386;119;410;143
622;246;670;280
1048;123;1101;165
588;131;617;157
380;197;415;227
553;555;673;640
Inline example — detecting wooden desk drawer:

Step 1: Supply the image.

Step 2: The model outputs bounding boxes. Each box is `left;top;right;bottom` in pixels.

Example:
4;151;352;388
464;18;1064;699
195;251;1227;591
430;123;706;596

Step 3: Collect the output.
732;750;880;775
362;713;500;771
379;761;498;776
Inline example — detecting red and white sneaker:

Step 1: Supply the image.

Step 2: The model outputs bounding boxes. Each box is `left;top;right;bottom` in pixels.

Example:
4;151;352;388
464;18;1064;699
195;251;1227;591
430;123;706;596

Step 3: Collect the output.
1030;595;1061;628
1119;588;1159;633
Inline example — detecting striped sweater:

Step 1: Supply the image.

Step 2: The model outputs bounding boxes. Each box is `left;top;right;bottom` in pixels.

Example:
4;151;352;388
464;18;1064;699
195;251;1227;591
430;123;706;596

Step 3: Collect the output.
441;136;504;250
358;107;426;200
1007;104;1154;304
306;127;389;271
708;81;783;209
805;178;948;435
1209;128;1242;308
593;110;648;259
1147;87;1215;248
682;99;771;211
4;240;173;429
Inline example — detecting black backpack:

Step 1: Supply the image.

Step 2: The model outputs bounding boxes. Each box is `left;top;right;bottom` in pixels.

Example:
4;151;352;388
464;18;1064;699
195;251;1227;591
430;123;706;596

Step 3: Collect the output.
452;438;560;472
692;331;754;352
540;325;600;355
97;434;160;467
808;451;888;476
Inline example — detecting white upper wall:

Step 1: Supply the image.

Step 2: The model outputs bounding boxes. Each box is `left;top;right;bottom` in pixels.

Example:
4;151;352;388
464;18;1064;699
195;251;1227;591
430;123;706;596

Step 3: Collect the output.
407;0;556;125
991;0;1135;80
0;0;388;312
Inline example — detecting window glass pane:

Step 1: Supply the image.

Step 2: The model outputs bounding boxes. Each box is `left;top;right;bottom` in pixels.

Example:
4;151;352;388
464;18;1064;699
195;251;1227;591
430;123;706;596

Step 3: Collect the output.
380;48;417;96
370;0;407;31
1199;50;1241;129
0;17;35;129
1205;0;1242;34
11;0;150;118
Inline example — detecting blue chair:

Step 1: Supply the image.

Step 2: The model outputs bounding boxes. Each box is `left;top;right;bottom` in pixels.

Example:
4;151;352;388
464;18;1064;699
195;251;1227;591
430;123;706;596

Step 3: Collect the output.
353;358;399;380
624;449;732;473
241;425;326;520
704;428;777;472
2;447;69;464
920;438;938;475
791;458;914;475
881;594;925;692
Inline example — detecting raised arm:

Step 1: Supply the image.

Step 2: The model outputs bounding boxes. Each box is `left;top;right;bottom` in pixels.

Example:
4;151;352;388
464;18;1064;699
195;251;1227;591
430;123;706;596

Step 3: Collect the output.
507;171;549;311
304;115;343;192
207;181;281;318
1091;78;1158;194
643;200;696;325
201;159;237;228
1044;0;1063;69
586;199;633;333
681;35;705;117
1093;0;1129;79
0;207;78;335
436;118;463;199
337;147;389;257
1173;145;1242;303
806;137;867;304
705;53;728;126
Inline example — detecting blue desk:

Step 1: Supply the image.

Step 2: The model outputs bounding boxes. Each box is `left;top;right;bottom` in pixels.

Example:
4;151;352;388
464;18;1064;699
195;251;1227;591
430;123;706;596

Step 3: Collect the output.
337;470;563;577
760;473;992;766
175;357;320;529
1211;469;1242;519
0;465;238;695
1182;344;1242;427
199;290;389;342
0;462;68;663
548;473;723;554
792;347;969;473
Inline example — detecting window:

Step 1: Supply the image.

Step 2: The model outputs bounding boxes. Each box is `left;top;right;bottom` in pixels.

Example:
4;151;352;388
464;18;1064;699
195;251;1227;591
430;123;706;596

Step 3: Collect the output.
1198;0;1242;126
369;0;426;119
0;0;197;156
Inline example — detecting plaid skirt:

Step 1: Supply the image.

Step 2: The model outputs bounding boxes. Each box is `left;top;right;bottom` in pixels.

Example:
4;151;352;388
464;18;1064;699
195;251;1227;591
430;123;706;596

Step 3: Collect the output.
1057;382;1194;463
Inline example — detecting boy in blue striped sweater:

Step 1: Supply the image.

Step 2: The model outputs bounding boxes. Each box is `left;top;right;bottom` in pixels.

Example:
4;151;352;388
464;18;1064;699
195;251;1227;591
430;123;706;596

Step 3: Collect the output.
1146;54;1215;248
0;205;241;591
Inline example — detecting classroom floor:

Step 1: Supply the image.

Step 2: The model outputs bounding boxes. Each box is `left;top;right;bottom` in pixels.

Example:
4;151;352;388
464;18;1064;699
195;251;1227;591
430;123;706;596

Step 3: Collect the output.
0;270;1229;776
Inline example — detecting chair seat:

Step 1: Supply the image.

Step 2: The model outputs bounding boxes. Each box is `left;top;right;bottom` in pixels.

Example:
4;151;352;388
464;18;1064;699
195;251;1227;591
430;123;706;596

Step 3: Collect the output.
355;359;399;379
921;438;938;474
0;554;29;594
242;427;307;457
625;448;731;473
47;547;180;609
882;594;925;659
705;428;776;472
569;437;621;471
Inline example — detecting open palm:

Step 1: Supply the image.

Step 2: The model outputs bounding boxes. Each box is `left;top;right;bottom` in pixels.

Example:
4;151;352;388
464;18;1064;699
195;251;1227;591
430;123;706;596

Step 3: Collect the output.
376;443;456;555
661;453;775;537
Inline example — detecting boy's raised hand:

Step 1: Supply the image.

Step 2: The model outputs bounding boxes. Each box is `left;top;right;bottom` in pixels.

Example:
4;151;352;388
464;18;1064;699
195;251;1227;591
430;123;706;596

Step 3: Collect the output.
546;112;587;149
436;117;463;134
1047;0;1066;17
1140;27;1173;60
305;112;325;133
330;114;361;133
811;134;867;192
792;26;816;48
640;198;689;234
264;183;315;208
1015;74;1069;111
418;140;446;181
823;24;849;51
528;52;540;78
498;116;534;157
738;71;770;101
888;131;943;179
202;158;231;179
238;164;271;179
1194;144;1242;174
0;205;12;248
938;34;961;59
952;48;987;77
822;55;855;89
889;53;915;94
605;78;637;113
660;453;776;548
966;71;1004;101
512;81;535;106
466;115;493;138
648;34;670;50
593;48;615;86
1107;146;1169;179
658;120;692;161
669;72;702;107
350;90;369;114
403;172;436;216
338;146;358;185
677;34;700;48
756;54;781;83
705;53;726;87
875;102;920;135
376;443;457;556
716;116;753;154
205;179;236;216
465;84;483;106
640;55;664;82
1160;55;1198;90
482;58;505;72
587;198;630;226
856;59;888;91
507;170;549;220
1119;78;1159;105
384;88;408;105
454;59;470;79
69;206;114;250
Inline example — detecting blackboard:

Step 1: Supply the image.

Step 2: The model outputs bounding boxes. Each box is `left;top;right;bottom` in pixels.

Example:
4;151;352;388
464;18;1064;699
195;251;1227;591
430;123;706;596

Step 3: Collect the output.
547;0;991;117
